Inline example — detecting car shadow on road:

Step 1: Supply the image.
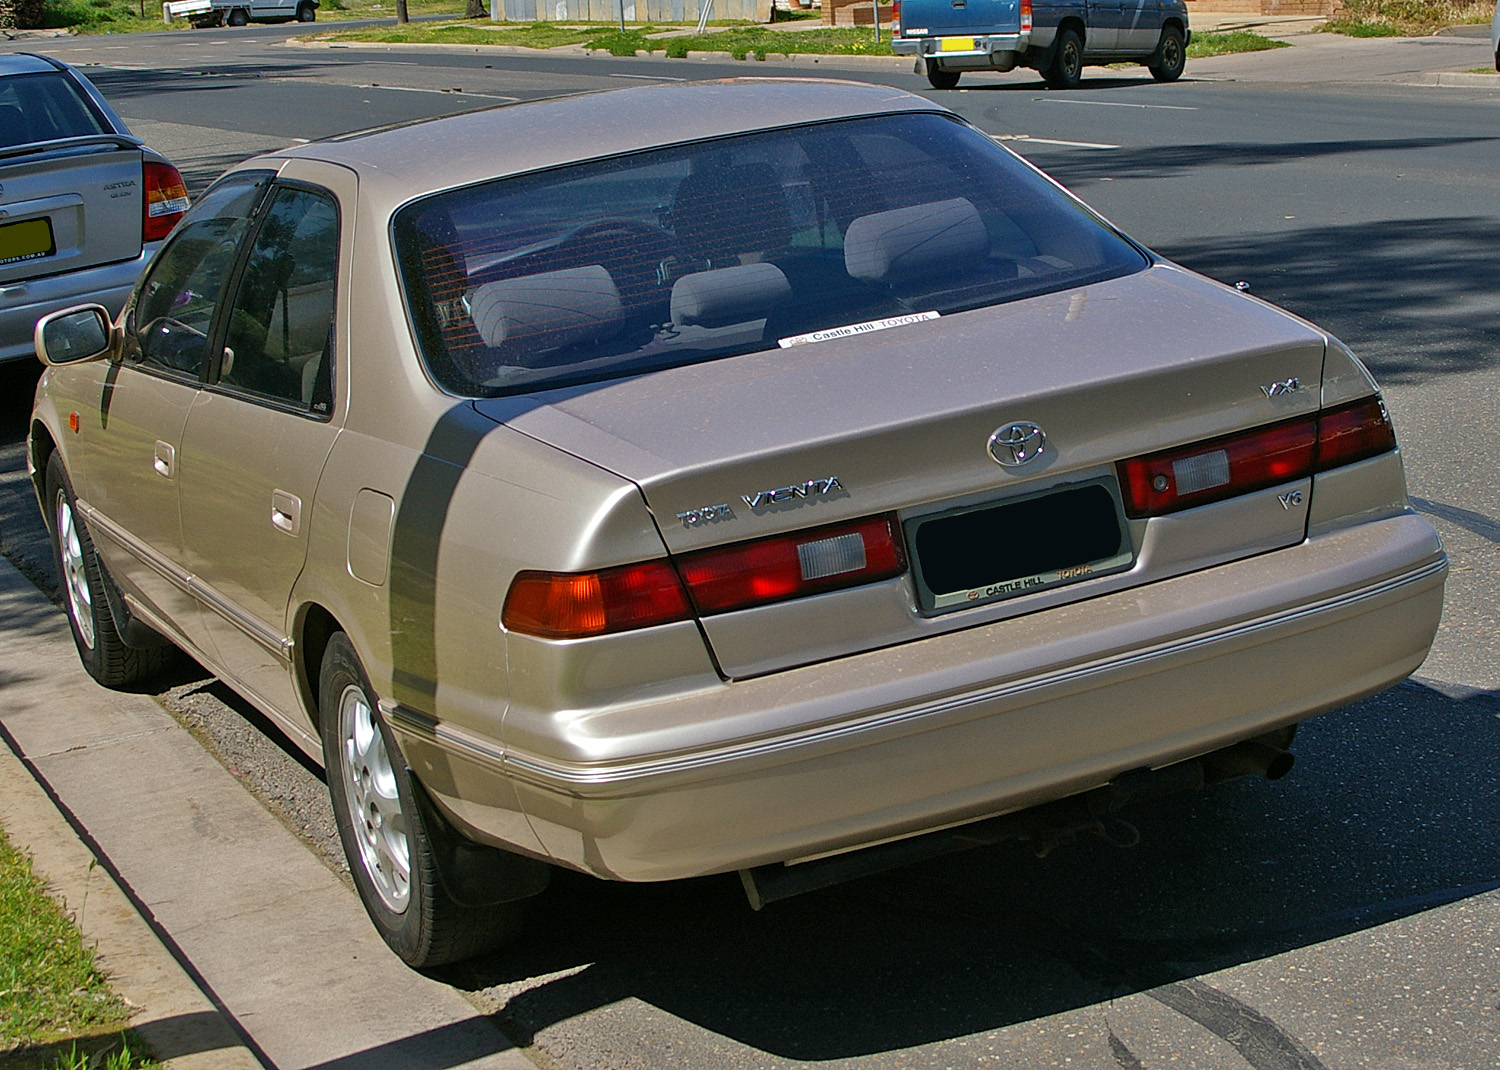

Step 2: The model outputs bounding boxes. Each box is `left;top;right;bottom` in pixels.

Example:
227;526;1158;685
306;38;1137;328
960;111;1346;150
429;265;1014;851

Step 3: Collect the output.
435;679;1500;1063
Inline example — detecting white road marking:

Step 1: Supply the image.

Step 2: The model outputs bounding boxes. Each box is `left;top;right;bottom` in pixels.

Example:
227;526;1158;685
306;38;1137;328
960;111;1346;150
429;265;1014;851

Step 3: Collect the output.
1041;98;1196;110
992;133;1120;150
608;72;685;81
351;84;520;100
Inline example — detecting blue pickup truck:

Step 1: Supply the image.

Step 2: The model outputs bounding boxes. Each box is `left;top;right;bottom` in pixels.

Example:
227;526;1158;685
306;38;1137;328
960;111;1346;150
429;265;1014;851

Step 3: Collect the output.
892;0;1190;90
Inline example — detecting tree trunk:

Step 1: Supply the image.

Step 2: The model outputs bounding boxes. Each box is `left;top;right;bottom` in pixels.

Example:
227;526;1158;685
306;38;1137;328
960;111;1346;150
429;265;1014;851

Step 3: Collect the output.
465;0;485;17
395;0;408;23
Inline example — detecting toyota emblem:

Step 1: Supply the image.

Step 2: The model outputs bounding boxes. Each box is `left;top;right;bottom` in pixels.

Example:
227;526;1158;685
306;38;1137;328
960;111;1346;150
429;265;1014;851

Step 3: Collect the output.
987;422;1047;468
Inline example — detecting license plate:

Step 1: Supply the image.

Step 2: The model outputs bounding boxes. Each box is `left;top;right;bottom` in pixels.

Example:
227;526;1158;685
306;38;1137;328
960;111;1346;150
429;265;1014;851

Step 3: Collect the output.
0;217;56;268
906;479;1133;612
939;36;978;51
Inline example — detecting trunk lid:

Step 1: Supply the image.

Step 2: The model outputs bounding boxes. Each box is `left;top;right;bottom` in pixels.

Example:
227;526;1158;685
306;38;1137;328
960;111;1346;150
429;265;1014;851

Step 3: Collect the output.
476;265;1330;677
0;137;145;286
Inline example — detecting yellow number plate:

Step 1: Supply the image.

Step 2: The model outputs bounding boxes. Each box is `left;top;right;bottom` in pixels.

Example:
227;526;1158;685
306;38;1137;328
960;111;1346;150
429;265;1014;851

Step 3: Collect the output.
939;36;978;51
0;218;55;267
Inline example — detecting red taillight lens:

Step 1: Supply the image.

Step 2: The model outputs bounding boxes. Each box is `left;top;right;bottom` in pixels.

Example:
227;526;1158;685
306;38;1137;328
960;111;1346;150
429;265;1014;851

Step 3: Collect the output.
678;515;906;615
892;0;901;33
1020;0;1032;32
1118;395;1397;518
1120;416;1316;517
143;161;190;242
502;561;691;639
501;515;909;638
1315;396;1396;471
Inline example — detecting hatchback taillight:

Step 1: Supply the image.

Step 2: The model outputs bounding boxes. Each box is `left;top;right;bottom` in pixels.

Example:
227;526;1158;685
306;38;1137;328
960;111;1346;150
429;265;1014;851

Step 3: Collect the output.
1118;396;1396;518
502;514;908;639
142;161;190;242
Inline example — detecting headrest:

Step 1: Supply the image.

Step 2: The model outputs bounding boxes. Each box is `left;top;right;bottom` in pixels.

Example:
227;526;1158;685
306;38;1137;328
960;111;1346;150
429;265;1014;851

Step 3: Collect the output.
670;263;791;329
467;266;623;359
843;198;988;283
672;163;794;264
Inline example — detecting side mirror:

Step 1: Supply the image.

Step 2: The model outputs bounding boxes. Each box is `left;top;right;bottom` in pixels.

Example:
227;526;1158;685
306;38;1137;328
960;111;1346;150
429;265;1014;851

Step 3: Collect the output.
35;305;115;366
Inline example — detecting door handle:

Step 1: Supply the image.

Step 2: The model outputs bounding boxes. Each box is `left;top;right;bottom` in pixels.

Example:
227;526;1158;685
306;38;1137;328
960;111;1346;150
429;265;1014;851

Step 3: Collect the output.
153;441;174;478
271;490;301;536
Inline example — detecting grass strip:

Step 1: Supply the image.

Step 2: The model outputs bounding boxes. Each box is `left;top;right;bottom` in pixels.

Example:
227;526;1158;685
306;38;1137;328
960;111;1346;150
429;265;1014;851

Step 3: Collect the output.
1186;30;1290;59
38;0;464;32
319;22;1287;60
1323;0;1492;37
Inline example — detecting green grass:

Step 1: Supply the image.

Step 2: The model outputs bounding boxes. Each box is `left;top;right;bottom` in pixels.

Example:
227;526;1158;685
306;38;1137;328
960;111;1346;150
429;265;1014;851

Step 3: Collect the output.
1186;30;1290;58
0;826;154;1070
1323;0;1492;36
35;0;464;30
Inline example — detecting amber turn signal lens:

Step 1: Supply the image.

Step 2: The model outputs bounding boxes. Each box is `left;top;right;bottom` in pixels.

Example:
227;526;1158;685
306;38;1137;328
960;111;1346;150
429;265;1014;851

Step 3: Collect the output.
502;561;691;639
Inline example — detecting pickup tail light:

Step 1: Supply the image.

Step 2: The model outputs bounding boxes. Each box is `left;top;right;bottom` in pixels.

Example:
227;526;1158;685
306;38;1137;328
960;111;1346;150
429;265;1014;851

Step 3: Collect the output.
143;161;190;242
1020;0;1032;32
1118;396;1396;518
502;515;906;639
892;0;900;34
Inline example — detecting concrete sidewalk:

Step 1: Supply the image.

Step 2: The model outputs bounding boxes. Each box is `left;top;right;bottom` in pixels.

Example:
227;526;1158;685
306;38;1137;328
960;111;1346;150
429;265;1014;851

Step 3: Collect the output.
0;555;536;1070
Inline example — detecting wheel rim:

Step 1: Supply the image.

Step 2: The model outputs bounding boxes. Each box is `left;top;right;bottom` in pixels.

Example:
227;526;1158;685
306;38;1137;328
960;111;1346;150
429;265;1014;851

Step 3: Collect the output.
338;683;411;913
1065;43;1080;78
56;492;95;651
1164;38;1181;69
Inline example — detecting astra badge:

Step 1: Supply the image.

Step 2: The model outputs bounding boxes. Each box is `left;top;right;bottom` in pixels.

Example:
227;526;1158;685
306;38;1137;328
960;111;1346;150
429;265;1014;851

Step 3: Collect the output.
742;476;843;510
987;422;1046;468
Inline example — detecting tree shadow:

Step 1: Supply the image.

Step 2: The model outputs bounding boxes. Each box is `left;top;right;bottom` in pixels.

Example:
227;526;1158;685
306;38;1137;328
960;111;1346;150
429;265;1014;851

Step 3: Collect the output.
437;681;1500;1064
1153;217;1500;384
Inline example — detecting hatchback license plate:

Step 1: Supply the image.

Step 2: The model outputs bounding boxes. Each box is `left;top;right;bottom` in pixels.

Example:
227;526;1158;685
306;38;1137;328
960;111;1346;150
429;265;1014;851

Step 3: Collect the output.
907;481;1133;612
0;218;56;268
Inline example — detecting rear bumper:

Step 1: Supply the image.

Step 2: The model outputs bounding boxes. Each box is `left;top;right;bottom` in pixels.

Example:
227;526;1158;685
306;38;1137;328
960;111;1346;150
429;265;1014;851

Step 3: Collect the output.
893;32;1028;60
0;246;154;364
390;511;1445;882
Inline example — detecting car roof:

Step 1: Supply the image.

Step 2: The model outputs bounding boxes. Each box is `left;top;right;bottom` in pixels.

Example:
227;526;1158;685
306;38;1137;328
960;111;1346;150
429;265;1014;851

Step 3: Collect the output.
267;78;948;213
0;53;67;78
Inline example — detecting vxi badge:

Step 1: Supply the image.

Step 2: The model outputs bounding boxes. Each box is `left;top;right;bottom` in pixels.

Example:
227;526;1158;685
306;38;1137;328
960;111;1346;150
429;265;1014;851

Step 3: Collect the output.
987;422;1047;468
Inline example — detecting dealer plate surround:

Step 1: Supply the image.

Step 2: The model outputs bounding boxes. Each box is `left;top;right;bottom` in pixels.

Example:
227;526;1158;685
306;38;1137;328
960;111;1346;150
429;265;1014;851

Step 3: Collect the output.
0;217;57;268
906;478;1134;613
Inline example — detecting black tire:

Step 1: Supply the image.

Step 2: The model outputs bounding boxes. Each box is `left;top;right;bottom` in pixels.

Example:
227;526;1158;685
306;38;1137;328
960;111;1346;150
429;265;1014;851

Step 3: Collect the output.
320;633;528;968
1043;27;1084;89
226;7;248;24
45;453;172;689
296;1;315;20
925;61;960;90
1148;26;1186;82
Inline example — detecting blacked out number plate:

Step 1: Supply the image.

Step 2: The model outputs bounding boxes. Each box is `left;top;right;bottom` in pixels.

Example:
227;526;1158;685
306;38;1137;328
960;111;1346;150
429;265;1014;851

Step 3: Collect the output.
0;217;56;268
906;480;1133;613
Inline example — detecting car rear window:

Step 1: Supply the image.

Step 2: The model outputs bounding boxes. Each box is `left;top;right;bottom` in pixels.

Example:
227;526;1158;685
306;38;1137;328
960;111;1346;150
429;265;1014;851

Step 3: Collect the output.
0;71;108;149
392;112;1148;398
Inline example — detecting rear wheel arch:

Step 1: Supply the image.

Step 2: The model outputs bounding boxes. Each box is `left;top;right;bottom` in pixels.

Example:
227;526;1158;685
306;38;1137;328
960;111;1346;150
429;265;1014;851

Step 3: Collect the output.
296;602;343;734
1057;17;1086;50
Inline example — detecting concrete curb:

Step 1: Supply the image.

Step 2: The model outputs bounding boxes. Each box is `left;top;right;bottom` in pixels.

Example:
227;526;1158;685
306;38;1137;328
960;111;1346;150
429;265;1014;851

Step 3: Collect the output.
0;555;536;1070
0;736;261;1070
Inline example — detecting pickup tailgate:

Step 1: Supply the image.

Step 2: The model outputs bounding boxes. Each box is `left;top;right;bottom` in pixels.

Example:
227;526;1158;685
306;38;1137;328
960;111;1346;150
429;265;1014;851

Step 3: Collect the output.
899;0;1020;38
0;139;145;285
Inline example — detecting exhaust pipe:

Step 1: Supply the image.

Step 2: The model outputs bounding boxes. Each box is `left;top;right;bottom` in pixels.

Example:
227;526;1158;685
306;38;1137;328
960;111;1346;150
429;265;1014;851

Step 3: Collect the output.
1201;739;1295;785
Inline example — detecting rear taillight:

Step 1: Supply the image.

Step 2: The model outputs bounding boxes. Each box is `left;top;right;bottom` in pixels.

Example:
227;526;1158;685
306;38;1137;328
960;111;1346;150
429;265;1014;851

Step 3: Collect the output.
677;514;906;615
1315;395;1396;471
502;514;907;639
502;561;691;639
892;0;901;34
1020;0;1032;32
1118;396;1396;518
143;161;190;242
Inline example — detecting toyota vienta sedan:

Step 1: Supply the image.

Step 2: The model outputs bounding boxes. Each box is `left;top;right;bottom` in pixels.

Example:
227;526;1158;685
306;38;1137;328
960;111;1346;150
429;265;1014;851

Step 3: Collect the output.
29;80;1446;968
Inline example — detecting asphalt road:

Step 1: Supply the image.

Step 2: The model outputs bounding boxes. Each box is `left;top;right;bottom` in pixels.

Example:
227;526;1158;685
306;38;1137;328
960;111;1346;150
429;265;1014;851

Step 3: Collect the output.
2;25;1500;1070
